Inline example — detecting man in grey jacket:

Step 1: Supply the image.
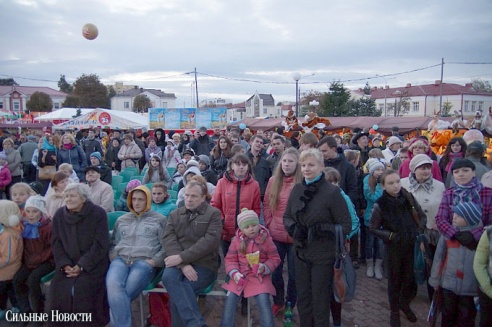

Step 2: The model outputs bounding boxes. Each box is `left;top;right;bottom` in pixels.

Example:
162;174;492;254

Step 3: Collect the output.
18;135;38;183
106;185;167;327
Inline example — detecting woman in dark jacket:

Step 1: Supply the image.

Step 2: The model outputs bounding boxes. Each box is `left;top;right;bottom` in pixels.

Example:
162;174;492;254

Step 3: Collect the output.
210;136;233;178
283;149;351;327
37;136;58;195
154;128;166;151
105;138;122;172
50;183;109;326
370;169;426;327
178;132;191;155
57;133;87;181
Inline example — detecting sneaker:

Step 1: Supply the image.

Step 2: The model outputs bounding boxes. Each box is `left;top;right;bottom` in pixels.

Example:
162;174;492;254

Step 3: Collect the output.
272;303;284;317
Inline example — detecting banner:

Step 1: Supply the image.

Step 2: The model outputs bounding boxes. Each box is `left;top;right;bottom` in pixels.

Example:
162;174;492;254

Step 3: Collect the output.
149;108;227;130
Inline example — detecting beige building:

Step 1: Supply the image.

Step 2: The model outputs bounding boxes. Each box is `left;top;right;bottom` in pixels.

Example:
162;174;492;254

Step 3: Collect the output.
0;86;67;113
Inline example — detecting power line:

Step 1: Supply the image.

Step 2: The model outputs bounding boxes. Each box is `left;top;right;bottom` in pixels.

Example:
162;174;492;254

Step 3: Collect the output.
447;62;492;65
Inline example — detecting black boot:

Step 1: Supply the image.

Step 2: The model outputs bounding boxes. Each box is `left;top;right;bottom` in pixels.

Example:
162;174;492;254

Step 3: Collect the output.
241;297;248;316
390;311;401;327
400;304;417;323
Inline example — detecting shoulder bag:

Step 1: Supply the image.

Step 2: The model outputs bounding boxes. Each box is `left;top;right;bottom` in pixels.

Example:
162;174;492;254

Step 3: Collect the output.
333;224;356;303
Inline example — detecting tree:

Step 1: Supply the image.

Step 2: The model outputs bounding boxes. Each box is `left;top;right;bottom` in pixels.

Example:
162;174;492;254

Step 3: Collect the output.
26;91;53;112
72;74;110;108
133;94;152;113
0;78;18;86
441;100;453;117
387;90;410;117
62;95;80;108
300;90;324;116
362;82;372;95
347;97;381;117
107;86;116;99
319;82;351;117
58;74;73;94
471;78;492;93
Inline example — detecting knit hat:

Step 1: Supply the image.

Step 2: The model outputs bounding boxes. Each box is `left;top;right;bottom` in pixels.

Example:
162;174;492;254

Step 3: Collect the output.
167;139;176;147
452;202;482;228
126;179;142;193
186;159;199;168
409;154;433;173
237;208;259;230
84;165;100;174
0;152;6;160
451;158;475;172
25;195;48;216
198;155;210;167
387;136;402;147
466;140;485;155
366;158;385;176
90;151;102;163
0;200;21;228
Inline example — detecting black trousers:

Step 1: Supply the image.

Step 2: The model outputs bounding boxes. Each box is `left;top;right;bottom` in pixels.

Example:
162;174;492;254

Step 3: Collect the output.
295;253;334;327
441;288;476;327
0;280;18;310
478;288;492;327
386;240;417;313
13;262;54;313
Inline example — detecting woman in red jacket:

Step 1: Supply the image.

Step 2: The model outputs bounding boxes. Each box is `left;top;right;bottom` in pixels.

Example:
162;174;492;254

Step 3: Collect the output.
264;148;302;316
212;153;261;255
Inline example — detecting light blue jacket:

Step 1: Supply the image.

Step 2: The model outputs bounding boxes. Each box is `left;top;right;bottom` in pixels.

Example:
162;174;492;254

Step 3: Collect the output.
363;175;383;226
340;189;360;239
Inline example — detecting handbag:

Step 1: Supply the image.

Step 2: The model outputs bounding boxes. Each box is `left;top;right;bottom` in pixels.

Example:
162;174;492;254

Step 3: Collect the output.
39;165;56;180
333;224;356;303
414;234;432;285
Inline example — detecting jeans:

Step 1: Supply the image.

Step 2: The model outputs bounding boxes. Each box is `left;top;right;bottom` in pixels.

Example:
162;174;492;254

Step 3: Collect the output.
13;262;54;313
162;265;216;327
272;241;296;307
220;292;273;327
106;258;156;327
365;227;383;260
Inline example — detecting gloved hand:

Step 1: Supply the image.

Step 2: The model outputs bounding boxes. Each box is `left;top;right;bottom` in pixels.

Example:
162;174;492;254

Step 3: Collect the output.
252;263;265;275
232;271;245;287
454;231;477;250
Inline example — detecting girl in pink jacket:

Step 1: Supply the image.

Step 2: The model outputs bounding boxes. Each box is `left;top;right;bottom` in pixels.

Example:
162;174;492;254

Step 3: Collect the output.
220;209;280;327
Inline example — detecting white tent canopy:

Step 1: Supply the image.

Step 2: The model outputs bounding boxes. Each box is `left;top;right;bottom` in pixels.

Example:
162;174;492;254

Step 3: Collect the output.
34;108;94;121
52;108;149;130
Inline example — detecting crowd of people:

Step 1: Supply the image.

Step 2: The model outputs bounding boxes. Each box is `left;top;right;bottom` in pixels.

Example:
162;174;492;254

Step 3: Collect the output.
1;123;492;327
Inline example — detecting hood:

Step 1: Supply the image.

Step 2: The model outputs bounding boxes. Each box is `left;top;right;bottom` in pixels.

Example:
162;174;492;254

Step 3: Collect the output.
324;153;344;166
182;166;201;186
224;170;254;185
127;185;152;217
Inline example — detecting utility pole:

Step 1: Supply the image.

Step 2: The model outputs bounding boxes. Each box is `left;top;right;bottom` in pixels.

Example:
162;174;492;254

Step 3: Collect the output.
439;58;444;115
194;67;199;108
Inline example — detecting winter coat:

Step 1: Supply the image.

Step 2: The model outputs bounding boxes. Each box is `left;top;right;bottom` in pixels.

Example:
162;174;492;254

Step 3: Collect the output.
57;145;87;181
5;148;21;177
164;201;222;272
0;165;12;188
144;146;162;165
118;140;143;170
474;226;492;298
363;175;383;226
50;201;110;326
163;147;181;169
18;140;38;163
46;191;66;218
110;186;167;267
429;235;478;296
105;144;121;172
211;153;230;178
283;174;352;264
142;165;172;188
264;176;294;244
22;216;53;269
88;178;114;212
398;138;443;182
190;134;214;156
323;153;358;204
222;226;281;297
151;197;177;218
93;162;112;185
83;138;102;163
246;150;272;198
211;171;261;242
340;189;360;239
0;224;23;281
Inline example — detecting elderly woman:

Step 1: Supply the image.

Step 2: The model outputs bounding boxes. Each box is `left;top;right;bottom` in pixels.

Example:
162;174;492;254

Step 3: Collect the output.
283;149;351;326
106;185;166;327
50;183;109;326
398;138;442;181
400;154;445;300
57;133;87;181
436;158;492;249
3;138;22;199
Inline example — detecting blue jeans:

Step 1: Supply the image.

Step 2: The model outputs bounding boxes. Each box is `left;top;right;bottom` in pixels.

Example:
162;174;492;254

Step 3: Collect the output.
220;292;273;327
365;227;383;260
272;241;296;307
106;258;155;327
162;265;216;327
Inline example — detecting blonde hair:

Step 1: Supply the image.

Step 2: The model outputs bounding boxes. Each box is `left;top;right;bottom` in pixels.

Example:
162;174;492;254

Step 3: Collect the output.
61;133;76;146
268;148;302;210
239;228;267;254
10;182;35;197
58;163;74;175
299;148;323;166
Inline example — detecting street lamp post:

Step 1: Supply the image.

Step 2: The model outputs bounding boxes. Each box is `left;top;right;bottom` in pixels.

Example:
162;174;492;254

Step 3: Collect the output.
292;73;301;117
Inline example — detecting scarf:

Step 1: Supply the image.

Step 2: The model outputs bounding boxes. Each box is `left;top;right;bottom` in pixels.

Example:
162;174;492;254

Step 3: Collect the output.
21;220;42;239
63;143;74;150
305;173;322;185
408;173;434;193
453;177;482;206
445;152;463;173
42;138;57;153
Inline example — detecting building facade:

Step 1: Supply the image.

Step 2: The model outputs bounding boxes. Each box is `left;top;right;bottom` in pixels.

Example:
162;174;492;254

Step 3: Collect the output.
245;92;279;118
111;87;176;112
0;86;67;113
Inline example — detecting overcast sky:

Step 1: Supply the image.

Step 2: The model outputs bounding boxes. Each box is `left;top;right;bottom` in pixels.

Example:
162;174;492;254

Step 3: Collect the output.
1;0;491;107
